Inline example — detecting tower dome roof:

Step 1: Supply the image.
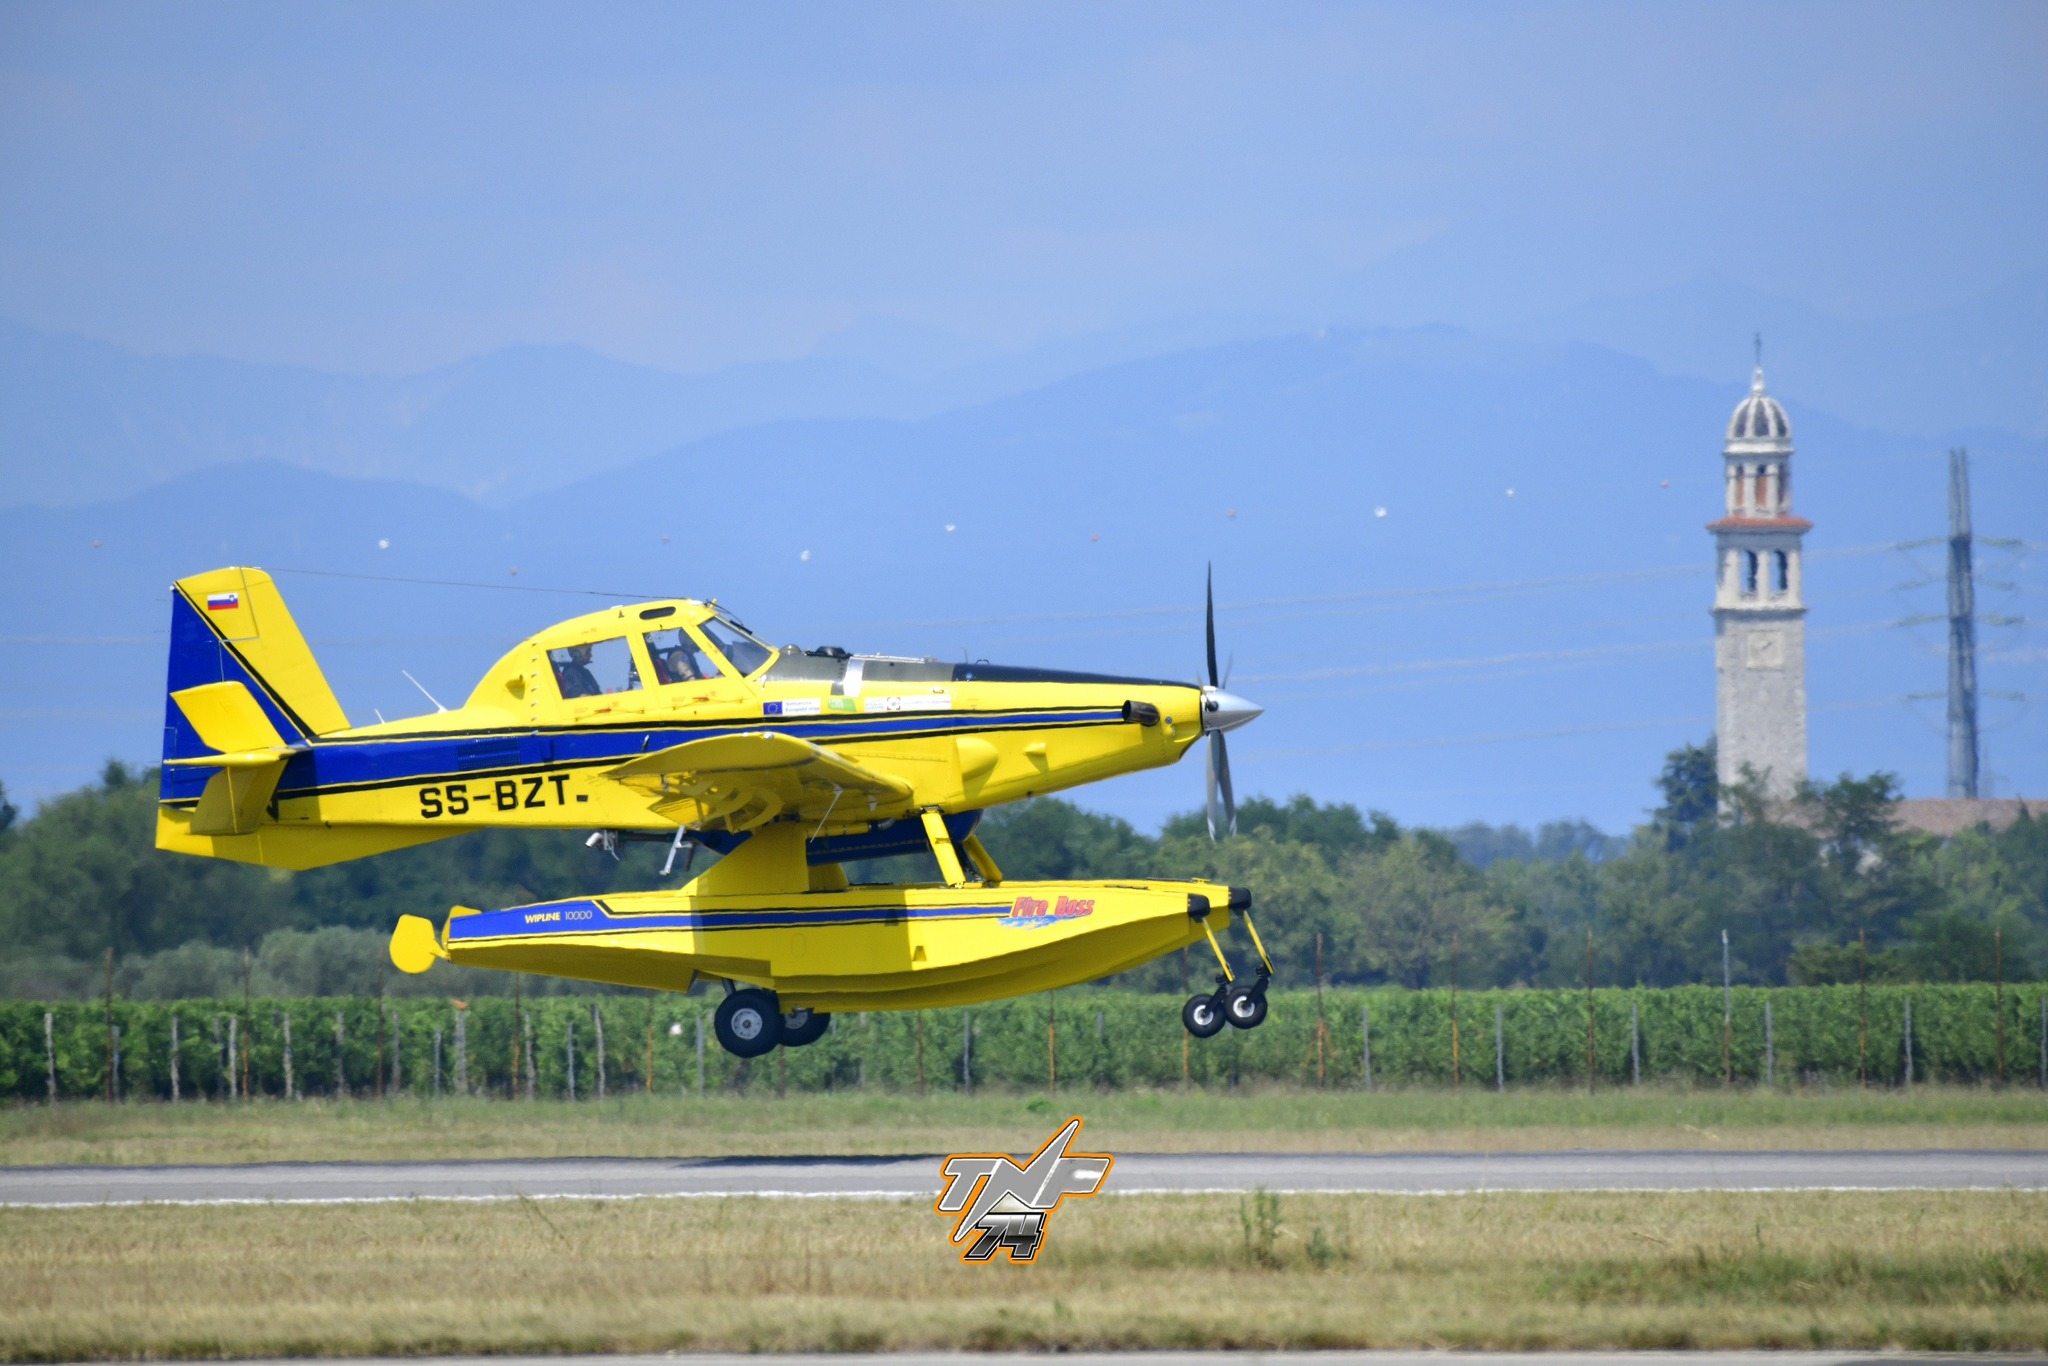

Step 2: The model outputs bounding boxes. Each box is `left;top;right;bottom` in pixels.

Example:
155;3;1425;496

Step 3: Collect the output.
1726;367;1791;445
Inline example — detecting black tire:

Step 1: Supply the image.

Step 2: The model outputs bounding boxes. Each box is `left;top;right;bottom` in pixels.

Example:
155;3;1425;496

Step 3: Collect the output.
779;1008;831;1048
1223;984;1268;1030
1183;993;1226;1038
714;988;782;1058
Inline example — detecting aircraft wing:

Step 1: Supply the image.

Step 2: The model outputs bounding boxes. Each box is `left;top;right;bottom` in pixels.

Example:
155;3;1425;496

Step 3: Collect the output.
603;731;917;832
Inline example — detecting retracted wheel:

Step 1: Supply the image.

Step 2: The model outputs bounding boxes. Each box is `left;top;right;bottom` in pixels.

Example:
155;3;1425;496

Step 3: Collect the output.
779;1007;831;1048
1183;993;1226;1038
714;988;783;1058
1223;981;1268;1030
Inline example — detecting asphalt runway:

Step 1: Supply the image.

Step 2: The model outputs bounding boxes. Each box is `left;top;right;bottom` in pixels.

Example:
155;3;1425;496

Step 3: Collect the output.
4;1148;2045;1207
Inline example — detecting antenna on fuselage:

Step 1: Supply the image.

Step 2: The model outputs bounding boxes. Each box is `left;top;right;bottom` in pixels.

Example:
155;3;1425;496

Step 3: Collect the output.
401;670;448;713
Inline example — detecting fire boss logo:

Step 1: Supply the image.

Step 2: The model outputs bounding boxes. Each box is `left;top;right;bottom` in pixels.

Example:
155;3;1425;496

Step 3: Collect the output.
934;1117;1113;1263
997;894;1095;928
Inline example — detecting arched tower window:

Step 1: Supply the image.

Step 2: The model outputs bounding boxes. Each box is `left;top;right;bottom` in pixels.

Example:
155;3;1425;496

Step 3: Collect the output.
1759;464;1776;512
1742;550;1759;595
1772;550;1789;594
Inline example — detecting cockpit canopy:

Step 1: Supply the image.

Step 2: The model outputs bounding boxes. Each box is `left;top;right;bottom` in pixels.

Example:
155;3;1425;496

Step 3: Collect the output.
468;596;1185;712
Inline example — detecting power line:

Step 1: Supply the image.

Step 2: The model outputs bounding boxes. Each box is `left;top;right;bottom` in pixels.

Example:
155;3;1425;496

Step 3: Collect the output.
268;566;665;601
1244;695;1911;761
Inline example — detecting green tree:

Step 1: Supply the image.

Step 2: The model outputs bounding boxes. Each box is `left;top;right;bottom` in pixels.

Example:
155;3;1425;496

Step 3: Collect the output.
1653;738;1718;851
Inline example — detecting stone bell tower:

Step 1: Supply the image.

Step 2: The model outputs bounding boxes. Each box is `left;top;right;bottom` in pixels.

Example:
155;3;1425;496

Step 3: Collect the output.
1710;362;1809;802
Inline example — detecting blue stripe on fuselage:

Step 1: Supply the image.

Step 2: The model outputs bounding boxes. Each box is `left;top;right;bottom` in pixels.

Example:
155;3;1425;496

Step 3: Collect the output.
270;708;1125;799
448;896;1011;942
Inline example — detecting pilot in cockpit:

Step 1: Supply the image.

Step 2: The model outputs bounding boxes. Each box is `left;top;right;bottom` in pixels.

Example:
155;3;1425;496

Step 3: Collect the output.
554;643;601;698
660;647;701;683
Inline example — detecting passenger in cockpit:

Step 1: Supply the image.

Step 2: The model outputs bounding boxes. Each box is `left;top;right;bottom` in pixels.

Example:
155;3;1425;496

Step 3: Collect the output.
661;647;701;683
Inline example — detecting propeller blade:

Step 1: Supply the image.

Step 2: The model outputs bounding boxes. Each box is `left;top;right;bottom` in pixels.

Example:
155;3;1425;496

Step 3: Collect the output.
1205;731;1219;841
1214;731;1237;837
1205;563;1219;689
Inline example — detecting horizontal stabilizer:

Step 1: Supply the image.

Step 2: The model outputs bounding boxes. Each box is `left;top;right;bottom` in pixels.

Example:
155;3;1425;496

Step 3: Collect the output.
164;682;296;834
169;682;289;756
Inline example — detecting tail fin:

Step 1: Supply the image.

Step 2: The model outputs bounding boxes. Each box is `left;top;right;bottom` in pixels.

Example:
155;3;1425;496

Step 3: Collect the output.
161;568;348;790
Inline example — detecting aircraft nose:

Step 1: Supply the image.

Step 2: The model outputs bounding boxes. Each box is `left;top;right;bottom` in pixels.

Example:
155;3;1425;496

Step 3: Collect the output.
1201;688;1263;734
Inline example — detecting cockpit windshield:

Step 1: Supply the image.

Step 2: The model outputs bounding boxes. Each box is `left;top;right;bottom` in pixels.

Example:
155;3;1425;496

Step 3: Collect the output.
699;615;774;677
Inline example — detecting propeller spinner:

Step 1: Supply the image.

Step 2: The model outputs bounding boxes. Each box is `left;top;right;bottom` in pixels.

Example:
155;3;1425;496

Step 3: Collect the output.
1202;565;1263;839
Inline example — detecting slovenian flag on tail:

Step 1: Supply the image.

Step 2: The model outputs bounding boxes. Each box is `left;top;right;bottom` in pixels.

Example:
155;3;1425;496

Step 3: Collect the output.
206;591;240;611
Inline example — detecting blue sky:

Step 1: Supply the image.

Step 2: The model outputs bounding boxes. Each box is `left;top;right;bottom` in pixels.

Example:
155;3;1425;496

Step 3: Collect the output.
2;2;2043;375
0;3;2042;830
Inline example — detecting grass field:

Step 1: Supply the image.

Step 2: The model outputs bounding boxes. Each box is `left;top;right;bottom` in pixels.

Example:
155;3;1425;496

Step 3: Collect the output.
2;1084;2044;1166
2;1190;2043;1356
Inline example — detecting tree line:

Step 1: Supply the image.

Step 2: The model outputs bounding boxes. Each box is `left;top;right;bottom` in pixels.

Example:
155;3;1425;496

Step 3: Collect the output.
0;742;2041;1001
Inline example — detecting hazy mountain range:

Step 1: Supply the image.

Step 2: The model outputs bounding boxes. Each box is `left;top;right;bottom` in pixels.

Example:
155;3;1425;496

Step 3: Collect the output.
3;305;2042;831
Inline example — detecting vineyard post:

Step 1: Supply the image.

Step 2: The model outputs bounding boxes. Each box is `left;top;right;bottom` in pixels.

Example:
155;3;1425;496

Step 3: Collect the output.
695;1014;705;1097
1493;1001;1504;1092
1721;929;1732;1088
915;1012;925;1096
45;1010;56;1104
112;1024;122;1102
511;978;523;1099
225;1017;235;1105
389;1003;402;1094
334;1010;346;1098
1585;930;1596;1093
282;1011;294;1099
1903;996;1914;1088
1995;927;2006;1085
962;1011;972;1089
241;945;253;1100
594;1003;606;1100
644;999;654;1095
1315;932;1328;1086
1047;992;1057;1096
376;957;387;1101
432;1026;443;1098
1181;947;1191;1087
1449;930;1460;1092
103;947;114;1103
523;1010;537;1100
454;1003;468;1095
1763;997;1774;1088
1857;929;1868;1090
1629;998;1640;1086
1361;1004;1372;1091
170;1012;182;1101
566;1016;576;1101
2038;995;2045;1090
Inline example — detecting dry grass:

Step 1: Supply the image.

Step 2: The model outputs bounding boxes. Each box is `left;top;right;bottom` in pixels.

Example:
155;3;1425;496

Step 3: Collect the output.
4;1084;2045;1167
1;1190;2044;1357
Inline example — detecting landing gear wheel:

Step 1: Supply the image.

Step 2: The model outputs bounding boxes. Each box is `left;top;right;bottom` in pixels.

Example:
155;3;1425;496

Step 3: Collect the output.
1183;993;1226;1038
779;1008;830;1048
714;988;782;1058
1223;981;1268;1030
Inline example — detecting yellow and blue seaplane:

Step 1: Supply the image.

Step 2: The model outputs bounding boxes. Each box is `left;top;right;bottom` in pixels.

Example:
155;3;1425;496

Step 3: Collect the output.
156;567;1269;1055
